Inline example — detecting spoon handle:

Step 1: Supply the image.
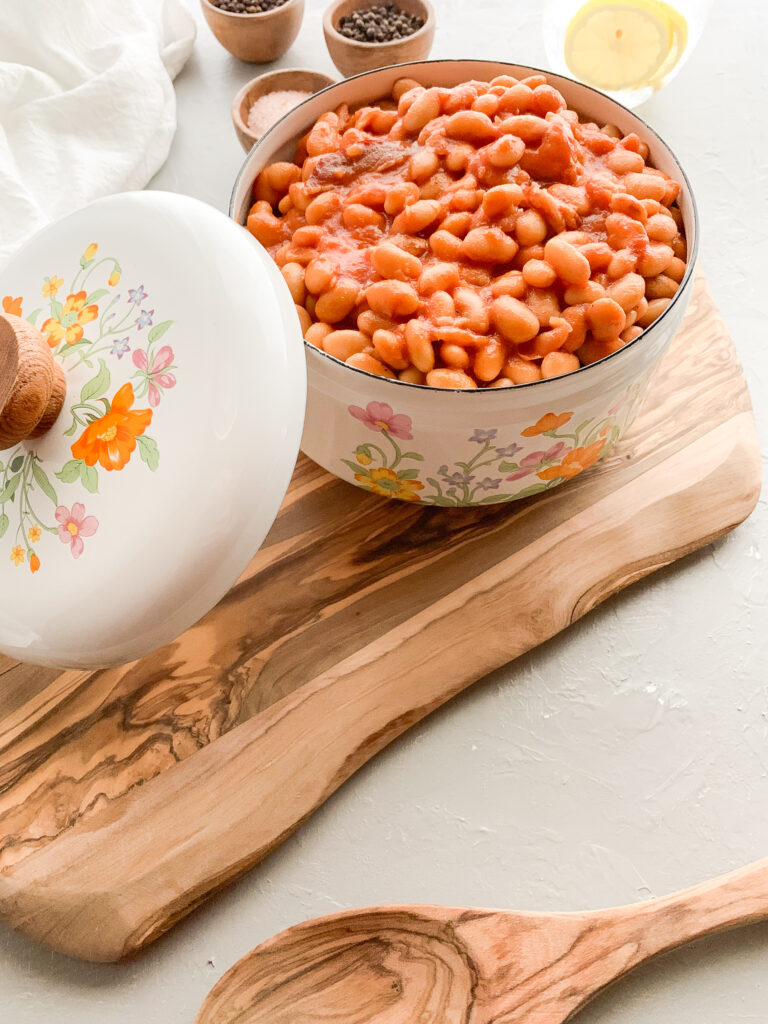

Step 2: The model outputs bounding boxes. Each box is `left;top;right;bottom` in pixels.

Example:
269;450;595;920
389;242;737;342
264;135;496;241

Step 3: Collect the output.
620;855;768;956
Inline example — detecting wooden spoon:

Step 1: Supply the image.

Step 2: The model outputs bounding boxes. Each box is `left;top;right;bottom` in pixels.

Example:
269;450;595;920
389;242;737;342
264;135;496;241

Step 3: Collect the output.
197;857;768;1023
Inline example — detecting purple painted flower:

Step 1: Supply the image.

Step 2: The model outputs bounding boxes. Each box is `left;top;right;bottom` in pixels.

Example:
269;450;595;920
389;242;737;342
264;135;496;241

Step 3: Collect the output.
477;477;502;491
128;286;147;306
111;337;130;359
442;471;474;486
469;428;497;444
349;402;413;440
496;443;521;458
133;345;176;407
55;503;98;559
136;308;154;330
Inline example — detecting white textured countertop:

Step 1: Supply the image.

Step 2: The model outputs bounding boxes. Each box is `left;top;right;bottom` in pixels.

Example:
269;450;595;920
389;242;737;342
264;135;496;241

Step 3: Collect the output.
2;1;767;1020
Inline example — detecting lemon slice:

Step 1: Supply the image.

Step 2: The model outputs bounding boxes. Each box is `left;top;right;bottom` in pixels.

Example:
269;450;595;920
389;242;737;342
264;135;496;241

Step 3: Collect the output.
564;0;687;93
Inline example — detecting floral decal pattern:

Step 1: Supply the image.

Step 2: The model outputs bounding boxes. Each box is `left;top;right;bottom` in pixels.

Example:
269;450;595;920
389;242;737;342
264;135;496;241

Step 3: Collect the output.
343;397;634;507
1;243;176;572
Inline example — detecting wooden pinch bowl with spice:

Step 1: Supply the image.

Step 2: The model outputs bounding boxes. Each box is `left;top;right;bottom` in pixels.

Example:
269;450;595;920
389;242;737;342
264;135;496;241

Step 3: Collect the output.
200;0;306;64
232;68;336;151
323;0;435;77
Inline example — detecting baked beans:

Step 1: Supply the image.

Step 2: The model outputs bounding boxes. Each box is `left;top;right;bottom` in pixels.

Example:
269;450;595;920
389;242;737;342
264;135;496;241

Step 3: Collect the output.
247;74;688;388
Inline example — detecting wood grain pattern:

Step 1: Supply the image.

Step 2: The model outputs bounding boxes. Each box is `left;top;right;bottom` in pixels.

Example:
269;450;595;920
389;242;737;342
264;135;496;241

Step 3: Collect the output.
196;857;768;1024
0;276;760;961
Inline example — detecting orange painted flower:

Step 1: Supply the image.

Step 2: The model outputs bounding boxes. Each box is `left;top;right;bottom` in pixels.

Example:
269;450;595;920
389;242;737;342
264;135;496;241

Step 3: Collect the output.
108;270;121;287
537;438;607;480
83;243;98;261
522;412;573;437
42;275;64;298
2;296;22;316
10;545;24;567
28;525;41;543
30;554;40;574
41;291;99;346
354;466;424;501
71;382;152;472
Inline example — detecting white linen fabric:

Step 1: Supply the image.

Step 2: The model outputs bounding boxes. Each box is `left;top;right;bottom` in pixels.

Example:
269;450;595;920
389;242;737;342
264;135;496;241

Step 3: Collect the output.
0;0;196;269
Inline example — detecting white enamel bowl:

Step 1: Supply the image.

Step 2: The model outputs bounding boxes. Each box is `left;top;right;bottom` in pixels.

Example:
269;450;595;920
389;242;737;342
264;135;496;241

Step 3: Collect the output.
231;60;698;507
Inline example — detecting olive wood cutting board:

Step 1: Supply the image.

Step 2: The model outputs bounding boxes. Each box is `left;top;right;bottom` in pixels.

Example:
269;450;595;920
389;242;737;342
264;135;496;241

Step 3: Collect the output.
0;273;760;962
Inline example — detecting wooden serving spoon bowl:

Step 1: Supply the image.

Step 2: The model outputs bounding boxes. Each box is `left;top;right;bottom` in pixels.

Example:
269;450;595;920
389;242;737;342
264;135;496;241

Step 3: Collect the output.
197;857;768;1023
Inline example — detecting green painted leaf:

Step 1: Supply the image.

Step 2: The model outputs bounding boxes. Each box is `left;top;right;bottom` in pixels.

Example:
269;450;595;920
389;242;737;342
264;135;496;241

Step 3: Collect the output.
31;461;58;506
0;475;20;503
61;340;91;355
425;495;459;507
9;455;24;473
572;419;592;437
511;482;552;500
399;451;425;461
341;459;368;476
56;459;83;484
397;468;420;480
25;307;43;327
497;461;520;473
84;288;108;305
80;359;110;403
0;514;8;538
147;320;173;344
80;463;99;494
136;435;159;472
477;492;512;504
49;297;63;318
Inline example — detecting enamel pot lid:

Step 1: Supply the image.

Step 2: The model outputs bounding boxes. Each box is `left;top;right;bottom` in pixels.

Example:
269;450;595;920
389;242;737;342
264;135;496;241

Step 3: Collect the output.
0;191;306;668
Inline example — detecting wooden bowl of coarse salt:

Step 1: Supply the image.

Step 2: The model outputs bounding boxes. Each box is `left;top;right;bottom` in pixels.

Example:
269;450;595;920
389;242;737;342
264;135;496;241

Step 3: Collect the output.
232;69;337;152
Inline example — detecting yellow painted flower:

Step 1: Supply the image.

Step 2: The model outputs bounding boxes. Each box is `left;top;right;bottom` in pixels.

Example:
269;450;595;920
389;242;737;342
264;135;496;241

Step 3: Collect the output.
354;466;424;501
108;270;121;287
2;296;22;316
356;451;372;466
28;525;41;543
30;553;40;574
83;243;98;261
41;291;99;347
10;546;24;567
42;276;64;297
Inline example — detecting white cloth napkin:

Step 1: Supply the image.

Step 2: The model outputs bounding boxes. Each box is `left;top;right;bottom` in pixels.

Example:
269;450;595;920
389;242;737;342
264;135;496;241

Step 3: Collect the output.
0;0;196;270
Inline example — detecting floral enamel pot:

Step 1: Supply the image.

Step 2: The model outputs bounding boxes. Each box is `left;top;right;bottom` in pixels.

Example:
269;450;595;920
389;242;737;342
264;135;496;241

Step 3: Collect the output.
0;191;305;668
230;59;698;507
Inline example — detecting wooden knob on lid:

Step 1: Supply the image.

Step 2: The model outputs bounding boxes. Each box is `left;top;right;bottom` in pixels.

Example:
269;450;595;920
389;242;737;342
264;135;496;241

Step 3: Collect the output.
0;313;66;451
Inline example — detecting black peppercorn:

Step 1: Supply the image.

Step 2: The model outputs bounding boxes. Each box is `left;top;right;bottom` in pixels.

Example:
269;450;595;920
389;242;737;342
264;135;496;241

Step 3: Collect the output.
338;3;425;43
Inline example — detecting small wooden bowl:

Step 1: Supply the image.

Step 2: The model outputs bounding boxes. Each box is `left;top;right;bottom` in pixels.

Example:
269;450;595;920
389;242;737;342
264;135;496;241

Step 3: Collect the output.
232;68;336;150
323;0;435;78
200;0;305;64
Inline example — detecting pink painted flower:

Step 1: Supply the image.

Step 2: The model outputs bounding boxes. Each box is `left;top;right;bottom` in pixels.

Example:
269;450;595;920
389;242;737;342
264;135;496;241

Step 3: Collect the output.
55;503;99;559
133;345;176;407
544;441;569;461
521;450;547;467
506;467;536;481
349;401;413;440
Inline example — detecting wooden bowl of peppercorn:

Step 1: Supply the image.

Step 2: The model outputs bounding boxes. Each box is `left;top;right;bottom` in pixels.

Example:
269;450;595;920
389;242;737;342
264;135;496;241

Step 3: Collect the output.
323;0;435;78
200;0;305;64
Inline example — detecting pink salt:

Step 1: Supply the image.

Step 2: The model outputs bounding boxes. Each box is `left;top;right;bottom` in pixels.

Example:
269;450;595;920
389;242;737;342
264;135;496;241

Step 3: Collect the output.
247;89;312;136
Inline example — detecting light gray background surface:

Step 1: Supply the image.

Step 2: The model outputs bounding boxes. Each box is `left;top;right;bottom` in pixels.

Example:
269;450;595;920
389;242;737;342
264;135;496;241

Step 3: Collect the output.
1;0;767;1019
